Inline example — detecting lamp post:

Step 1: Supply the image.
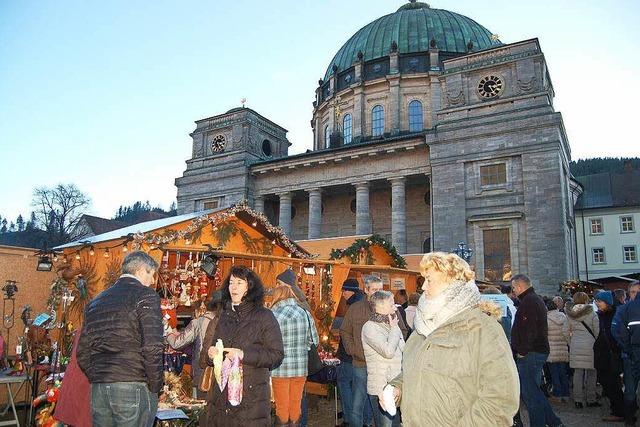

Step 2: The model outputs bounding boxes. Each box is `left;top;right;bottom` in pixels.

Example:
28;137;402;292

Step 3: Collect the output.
2;280;18;364
452;241;473;263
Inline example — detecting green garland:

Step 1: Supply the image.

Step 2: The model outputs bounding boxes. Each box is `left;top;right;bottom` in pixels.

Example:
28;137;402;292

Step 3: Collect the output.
329;234;407;268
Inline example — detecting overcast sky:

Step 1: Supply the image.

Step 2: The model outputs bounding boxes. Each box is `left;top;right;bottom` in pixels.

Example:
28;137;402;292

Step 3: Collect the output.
1;0;638;222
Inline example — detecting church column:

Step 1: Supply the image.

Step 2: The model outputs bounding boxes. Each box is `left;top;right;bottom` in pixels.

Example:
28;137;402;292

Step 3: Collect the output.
278;192;292;236
253;196;264;214
355;182;372;235
389;177;407;254
307;188;322;239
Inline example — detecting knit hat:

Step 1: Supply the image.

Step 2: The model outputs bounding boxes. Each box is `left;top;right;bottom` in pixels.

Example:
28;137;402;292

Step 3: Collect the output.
342;278;360;292
276;269;296;287
594;290;613;306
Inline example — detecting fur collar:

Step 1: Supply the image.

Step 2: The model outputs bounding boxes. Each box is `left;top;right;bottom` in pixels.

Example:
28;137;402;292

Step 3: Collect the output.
565;303;594;319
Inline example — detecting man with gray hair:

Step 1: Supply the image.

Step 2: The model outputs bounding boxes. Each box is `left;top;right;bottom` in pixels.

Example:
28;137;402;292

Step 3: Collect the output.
78;251;163;427
340;276;408;427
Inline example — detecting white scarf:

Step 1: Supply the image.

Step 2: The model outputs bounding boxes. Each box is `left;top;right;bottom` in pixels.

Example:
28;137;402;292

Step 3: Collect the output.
413;280;481;338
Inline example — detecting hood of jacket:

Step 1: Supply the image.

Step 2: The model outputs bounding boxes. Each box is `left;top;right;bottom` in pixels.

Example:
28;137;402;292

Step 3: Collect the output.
547;309;566;325
565;303;594;320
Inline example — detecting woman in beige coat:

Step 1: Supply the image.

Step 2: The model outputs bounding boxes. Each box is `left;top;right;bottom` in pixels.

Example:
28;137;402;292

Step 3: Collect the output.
381;252;520;426
546;298;570;402
564;291;600;408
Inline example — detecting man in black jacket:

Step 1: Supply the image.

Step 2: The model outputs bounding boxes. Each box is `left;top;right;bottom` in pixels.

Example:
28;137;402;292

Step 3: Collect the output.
511;274;565;427
78;251;163;427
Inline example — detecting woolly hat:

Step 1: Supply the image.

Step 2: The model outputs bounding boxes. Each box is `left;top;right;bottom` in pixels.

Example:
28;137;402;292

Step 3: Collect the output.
276;269;296;287
342;278;360;292
594;290;614;306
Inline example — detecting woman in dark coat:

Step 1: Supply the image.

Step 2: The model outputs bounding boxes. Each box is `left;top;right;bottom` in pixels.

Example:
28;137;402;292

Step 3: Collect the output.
200;265;284;426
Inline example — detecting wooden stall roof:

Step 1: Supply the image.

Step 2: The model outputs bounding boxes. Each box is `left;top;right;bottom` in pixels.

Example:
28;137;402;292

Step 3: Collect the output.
296;235;370;259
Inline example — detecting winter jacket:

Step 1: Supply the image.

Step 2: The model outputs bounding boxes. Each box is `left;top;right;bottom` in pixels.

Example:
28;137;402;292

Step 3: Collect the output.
361;318;404;395
202;301;284;427
389;307;520;426
511;287;550;356
547;310;569;363
594;308;622;373
271;298;319;378
77;275;164;393
336;291;364;362
565;303;599;369
405;305;417;329
167;311;217;388
341;298;409;368
618;298;640;361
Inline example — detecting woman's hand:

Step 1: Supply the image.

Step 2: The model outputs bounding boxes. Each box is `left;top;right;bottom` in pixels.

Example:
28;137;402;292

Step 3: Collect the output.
389;313;399;328
224;347;244;360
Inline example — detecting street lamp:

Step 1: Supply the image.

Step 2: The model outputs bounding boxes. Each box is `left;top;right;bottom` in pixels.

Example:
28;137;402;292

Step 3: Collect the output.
452;241;473;263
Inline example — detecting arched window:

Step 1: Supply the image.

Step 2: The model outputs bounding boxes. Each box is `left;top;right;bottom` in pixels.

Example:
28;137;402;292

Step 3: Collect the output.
409;100;423;132
372;105;384;137
324;125;331;148
343;114;352;144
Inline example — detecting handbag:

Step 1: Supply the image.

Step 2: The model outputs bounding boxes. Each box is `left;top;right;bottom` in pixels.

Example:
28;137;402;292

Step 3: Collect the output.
305;310;323;376
199;365;214;392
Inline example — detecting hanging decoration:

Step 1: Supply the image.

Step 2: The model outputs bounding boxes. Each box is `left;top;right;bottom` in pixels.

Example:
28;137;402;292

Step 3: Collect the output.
560;279;597;296
103;254;123;288
131;201;310;259
329;234;407;268
314;266;335;351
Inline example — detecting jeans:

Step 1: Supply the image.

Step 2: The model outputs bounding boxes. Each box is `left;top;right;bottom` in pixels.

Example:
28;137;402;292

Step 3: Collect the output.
623;357;640;424
516;352;562;427
548;362;570;398
300;392;308;427
337;361;353;424
368;394;400;427
350;365;374;426
91;382;157;427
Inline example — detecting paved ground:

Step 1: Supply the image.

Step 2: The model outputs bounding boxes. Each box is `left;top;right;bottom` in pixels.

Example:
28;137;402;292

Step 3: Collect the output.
306;392;635;426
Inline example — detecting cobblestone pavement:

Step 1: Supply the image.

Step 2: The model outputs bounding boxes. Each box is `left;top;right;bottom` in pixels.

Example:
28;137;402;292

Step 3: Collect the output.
306;394;636;426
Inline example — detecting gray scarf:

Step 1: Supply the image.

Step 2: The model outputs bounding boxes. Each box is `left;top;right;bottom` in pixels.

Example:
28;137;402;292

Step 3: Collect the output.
414;280;480;338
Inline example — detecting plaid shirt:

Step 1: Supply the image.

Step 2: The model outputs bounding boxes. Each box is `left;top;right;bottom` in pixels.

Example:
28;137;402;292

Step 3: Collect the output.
271;298;319;377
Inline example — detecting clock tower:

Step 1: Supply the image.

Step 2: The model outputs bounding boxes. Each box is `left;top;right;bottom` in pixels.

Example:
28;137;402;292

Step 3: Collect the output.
175;107;290;214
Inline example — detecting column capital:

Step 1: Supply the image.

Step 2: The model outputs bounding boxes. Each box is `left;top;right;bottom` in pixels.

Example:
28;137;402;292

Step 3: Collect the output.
353;181;369;190
277;192;292;200
306;188;323;195
388;177;406;185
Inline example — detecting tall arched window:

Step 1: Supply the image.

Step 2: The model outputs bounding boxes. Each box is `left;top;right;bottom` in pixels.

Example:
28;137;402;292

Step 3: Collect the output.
343;114;352;144
409;100;423;132
324;125;331;148
372;105;384;137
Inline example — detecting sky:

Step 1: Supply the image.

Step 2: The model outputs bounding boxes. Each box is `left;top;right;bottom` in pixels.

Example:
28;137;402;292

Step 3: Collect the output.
1;0;639;223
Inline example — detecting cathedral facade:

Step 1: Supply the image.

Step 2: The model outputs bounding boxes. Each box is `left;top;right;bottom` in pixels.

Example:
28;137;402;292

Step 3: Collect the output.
175;1;578;293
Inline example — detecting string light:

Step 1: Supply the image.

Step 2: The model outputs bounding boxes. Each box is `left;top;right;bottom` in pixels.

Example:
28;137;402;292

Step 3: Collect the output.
89;246;95;256
104;248;110;258
122;245;128;252
75;252;81;260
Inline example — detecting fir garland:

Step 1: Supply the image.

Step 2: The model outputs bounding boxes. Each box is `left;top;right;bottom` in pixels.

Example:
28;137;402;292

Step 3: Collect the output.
329;234;407;268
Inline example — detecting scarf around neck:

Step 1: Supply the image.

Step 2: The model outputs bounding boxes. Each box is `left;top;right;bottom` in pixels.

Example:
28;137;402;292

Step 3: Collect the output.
370;311;396;324
413;279;480;338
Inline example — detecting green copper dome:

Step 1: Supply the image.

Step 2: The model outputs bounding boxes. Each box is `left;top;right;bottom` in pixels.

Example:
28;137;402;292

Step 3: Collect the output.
324;2;500;80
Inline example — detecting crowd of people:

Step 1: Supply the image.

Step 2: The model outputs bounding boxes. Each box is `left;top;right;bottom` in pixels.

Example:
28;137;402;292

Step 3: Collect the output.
57;249;640;427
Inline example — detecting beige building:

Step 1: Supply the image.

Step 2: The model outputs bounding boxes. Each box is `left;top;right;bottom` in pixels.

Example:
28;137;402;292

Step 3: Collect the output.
176;1;578;293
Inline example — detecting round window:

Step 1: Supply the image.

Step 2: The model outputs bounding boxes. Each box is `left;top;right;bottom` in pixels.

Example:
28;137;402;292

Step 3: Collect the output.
262;139;272;157
350;199;356;214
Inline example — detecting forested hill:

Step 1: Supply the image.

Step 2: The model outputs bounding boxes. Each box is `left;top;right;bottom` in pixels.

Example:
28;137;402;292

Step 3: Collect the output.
570;157;639;177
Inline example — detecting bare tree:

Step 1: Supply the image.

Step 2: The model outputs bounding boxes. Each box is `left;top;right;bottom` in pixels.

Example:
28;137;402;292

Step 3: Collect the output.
32;184;91;246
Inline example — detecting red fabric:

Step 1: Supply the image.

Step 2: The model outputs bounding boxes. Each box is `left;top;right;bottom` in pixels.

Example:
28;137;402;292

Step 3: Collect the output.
53;332;91;427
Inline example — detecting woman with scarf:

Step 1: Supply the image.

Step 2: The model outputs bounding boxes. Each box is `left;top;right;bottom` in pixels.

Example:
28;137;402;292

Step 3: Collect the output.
381;252;519;426
362;290;404;427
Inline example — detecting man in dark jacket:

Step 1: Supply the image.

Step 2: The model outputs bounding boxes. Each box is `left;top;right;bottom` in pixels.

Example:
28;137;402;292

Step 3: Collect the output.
511;274;564;427
616;281;640;426
77;251;163;427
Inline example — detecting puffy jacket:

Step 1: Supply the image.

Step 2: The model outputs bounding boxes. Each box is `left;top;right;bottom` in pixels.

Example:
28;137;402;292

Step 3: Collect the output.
361;319;404;395
565;303;599;369
203;301;284;426
77;276;164;393
547;310;569;363
390;307;519;426
167;311;217;388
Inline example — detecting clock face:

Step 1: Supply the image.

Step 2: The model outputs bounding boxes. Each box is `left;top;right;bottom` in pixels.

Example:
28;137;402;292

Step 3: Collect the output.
478;75;503;99
210;135;226;153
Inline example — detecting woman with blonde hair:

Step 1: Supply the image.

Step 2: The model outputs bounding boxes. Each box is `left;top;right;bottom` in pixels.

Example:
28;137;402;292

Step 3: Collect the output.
270;283;319;427
381;252;519;426
565;291;600;408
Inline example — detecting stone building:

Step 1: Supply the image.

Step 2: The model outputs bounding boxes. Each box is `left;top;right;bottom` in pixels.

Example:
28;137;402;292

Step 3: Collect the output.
175;1;578;293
